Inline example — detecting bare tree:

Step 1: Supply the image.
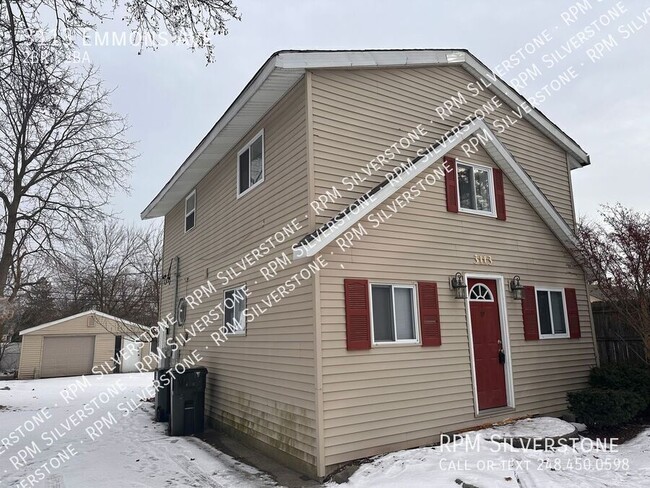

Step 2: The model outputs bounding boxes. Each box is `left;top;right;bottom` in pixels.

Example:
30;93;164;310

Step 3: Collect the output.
575;204;650;361
0;42;134;300
1;0;240;67
55;220;162;331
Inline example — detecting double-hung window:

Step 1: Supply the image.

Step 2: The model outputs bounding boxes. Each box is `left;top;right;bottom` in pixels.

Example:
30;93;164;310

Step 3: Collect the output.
370;284;418;344
536;289;569;338
457;161;495;216
237;131;264;196
224;285;247;335
185;190;196;232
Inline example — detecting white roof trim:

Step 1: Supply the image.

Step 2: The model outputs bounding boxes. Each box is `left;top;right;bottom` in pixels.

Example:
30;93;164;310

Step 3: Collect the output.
19;310;145;335
292;118;577;260
142;50;589;220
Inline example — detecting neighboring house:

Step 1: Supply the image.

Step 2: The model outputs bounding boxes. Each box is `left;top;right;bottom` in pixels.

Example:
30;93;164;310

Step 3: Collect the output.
142;50;599;478
18;310;153;379
0;342;20;372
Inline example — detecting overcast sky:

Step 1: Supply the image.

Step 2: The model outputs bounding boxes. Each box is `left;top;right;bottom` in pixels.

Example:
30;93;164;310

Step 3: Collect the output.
81;0;650;225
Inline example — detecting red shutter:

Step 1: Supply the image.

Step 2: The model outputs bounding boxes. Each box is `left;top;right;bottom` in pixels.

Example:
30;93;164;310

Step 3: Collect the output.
522;286;539;340
444;156;458;213
418;282;441;346
493;168;507;221
565;288;581;339
344;279;371;350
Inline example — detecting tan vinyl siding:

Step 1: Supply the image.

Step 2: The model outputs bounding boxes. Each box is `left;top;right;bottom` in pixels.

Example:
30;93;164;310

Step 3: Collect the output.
160;78;318;471
310;66;575;228
17;335;43;379
318;147;595;466
309;67;595;469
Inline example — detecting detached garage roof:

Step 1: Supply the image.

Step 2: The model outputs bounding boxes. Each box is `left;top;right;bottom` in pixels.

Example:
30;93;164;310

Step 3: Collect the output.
141;49;591;220
19;310;143;335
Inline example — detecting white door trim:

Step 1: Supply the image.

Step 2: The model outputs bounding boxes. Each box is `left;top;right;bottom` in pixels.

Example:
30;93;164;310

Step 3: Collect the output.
464;273;515;415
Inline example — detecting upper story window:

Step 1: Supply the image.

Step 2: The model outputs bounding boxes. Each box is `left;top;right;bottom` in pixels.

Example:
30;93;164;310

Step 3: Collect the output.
370;283;418;344
457;161;495;217
237;130;264;197
536;288;569;338
185;190;196;232
224;285;247;335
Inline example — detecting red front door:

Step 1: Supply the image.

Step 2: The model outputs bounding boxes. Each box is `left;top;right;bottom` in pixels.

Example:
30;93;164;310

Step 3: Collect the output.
468;278;508;410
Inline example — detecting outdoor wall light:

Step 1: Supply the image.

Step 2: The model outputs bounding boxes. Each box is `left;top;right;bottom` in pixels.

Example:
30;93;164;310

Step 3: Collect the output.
450;272;467;300
510;275;525;300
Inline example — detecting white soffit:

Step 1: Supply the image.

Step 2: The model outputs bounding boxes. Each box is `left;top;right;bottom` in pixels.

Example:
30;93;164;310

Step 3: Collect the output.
142;50;590;220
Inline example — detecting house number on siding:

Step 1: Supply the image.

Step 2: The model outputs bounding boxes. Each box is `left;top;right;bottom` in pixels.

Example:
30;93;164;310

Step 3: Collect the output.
474;255;493;265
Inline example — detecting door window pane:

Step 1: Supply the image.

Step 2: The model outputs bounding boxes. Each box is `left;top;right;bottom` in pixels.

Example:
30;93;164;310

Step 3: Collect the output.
372;285;394;341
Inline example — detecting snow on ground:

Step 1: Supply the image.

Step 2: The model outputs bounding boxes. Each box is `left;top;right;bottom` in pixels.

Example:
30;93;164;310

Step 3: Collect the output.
3;375;649;488
332;418;650;488
0;373;277;487
480;417;575;440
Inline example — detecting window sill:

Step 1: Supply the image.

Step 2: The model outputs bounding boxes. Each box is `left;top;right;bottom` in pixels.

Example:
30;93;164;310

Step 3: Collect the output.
236;179;264;199
539;334;570;340
459;208;497;218
372;341;420;347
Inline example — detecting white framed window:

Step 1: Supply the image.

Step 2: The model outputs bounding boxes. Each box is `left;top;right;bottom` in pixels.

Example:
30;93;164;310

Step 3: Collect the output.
184;190;196;233
370;283;419;344
536;288;569;338
224;285;247;335
237;130;264;197
457;161;496;217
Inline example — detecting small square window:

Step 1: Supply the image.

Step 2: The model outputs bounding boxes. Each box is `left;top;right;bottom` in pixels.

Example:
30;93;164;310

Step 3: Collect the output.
237;131;264;196
185;190;196;232
457;162;495;216
370;284;418;344
224;285;247;335
536;289;569;338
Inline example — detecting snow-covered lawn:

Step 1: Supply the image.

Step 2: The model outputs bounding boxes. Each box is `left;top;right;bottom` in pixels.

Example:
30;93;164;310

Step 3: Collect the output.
3;374;649;488
332;417;650;488
0;373;277;487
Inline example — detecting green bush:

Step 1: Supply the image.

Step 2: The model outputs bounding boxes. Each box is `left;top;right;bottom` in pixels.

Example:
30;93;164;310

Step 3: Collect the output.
568;388;646;428
589;365;650;409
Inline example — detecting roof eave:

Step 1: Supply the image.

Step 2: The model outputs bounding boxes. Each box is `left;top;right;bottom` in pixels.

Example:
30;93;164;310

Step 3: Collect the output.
142;49;590;219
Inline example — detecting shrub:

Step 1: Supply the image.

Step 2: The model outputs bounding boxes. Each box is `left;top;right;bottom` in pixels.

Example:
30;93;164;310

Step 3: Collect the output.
568;388;646;428
589;365;650;409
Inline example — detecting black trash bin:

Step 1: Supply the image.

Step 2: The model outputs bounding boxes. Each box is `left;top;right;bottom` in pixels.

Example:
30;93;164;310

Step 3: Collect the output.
169;367;208;436
154;368;171;422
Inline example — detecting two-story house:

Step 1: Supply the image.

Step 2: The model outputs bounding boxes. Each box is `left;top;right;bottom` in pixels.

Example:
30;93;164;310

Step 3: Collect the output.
142;49;598;479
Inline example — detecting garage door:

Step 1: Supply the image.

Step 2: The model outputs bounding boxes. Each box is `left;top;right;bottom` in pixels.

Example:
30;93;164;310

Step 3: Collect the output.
41;336;95;378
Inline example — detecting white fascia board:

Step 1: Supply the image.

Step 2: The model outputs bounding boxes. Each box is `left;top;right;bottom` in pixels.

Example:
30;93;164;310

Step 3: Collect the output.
19;310;96;335
479;127;578;248
19;310;145;335
460;56;589;168
275;50;461;70
293;118;578;260
141;56;279;219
